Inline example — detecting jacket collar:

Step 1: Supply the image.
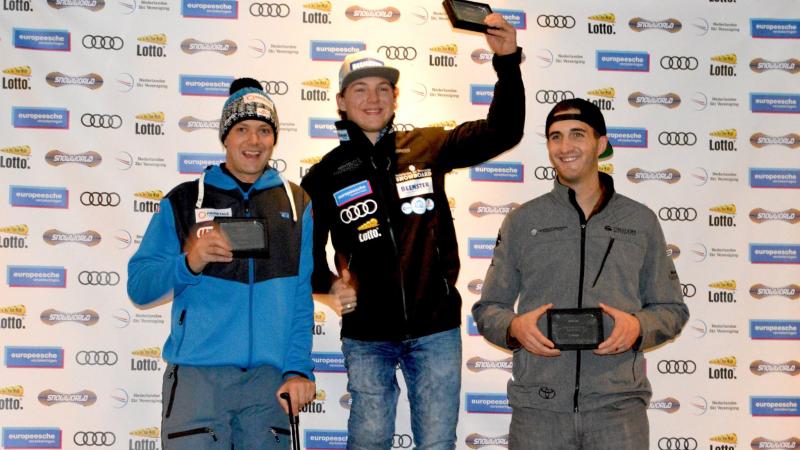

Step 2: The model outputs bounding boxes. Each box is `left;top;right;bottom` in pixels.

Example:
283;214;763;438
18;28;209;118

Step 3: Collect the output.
335;117;396;151
551;171;616;217
202;163;283;192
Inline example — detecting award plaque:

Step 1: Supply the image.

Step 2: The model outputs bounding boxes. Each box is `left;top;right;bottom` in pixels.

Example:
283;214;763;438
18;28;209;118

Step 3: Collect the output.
547;308;604;350
217;218;268;258
443;0;493;33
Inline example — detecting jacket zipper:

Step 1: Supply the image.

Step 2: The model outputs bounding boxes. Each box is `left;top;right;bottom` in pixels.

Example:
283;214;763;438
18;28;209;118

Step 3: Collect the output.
243;191;254;369
167;427;218;441
570;192;588;413
435;244;450;296
175;309;187;357
368;154;409;326
591;238;615;288
164;364;179;418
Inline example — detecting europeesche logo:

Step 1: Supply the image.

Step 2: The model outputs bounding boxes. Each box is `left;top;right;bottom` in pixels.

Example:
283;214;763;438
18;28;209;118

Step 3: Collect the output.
179;75;233;96
751;19;800;39
10;186;69;208
750;396;800;416
596;50;649;72
465;393;511;413
607;127;647;148
468;238;496;259
750;93;800;113
2;427;62;449
7;266;67;288
750;320;800;340
750;244;800;264
12;107;69;129
749;168;800;189
13;28;70;51
5;346;64;368
470;84;495;105
310;40;365;61
304;430;348;449
495;9;526;29
469;162;523;182
182;0;237;19
311;352;345;373
177;153;225;174
308;118;338;138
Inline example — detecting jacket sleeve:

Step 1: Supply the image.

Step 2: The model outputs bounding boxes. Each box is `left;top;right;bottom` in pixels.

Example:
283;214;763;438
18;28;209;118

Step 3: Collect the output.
438;47;526;170
632;212;690;350
127;199;201;307
282;202;316;380
471;213;522;349
300;166;337;294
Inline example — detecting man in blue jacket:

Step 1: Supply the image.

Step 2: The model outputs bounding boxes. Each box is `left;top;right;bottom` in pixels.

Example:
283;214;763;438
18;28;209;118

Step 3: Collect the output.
128;78;315;449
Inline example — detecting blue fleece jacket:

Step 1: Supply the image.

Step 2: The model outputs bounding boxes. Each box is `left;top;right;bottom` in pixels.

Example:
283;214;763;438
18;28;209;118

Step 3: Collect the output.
127;165;315;379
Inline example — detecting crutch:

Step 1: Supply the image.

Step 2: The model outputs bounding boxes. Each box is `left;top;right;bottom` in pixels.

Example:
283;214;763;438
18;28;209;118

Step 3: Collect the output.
279;392;301;450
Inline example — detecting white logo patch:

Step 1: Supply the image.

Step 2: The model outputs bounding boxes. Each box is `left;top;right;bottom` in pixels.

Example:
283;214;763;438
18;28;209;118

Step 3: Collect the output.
195;208;233;222
396;177;433;199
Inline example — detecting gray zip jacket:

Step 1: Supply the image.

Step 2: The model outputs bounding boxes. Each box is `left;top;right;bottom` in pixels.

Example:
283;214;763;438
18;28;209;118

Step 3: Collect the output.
472;173;689;412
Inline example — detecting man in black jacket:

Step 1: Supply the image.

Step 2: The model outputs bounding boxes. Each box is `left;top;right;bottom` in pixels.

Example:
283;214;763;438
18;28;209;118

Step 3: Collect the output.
301;13;524;450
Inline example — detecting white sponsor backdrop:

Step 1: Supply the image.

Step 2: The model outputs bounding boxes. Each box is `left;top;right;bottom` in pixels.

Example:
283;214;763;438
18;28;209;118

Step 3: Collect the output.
1;0;799;449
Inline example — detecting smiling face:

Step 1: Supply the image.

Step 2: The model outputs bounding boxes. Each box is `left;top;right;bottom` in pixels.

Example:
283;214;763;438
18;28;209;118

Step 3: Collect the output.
336;76;396;142
223;119;275;183
546;108;607;189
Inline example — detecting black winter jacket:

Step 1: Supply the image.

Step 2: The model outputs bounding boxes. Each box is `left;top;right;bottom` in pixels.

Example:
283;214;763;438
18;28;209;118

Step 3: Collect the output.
301;49;525;340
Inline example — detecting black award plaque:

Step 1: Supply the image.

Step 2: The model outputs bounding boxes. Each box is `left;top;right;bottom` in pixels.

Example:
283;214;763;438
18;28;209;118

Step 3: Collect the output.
443;0;493;33
547;308;604;350
217;218;268;258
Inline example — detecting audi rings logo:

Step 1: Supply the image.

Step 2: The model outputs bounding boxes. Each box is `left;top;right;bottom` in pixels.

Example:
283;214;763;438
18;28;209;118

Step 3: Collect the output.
82;35;124;50
79;271;121;286
660;56;699;70
269;158;287;172
657;360;697;374
537;15;576;28
75;350;119;366
681;283;696;298
249;3;290;17
377;45;418;61
658;132;697;146
535;90;575;104
392;434;413;449
658;207;697;221
74;431;117;446
657;437;698;450
393;123;416;132
80;192;121;207
260;80;289;95
81;113;123;129
340;200;378;224
534;166;557;180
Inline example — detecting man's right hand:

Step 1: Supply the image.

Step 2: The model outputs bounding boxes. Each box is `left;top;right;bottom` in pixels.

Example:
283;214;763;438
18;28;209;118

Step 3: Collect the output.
330;268;357;315
184;229;233;273
509;303;561;357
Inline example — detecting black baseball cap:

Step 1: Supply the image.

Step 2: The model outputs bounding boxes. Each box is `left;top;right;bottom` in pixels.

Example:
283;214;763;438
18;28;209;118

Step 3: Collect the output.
545;98;613;159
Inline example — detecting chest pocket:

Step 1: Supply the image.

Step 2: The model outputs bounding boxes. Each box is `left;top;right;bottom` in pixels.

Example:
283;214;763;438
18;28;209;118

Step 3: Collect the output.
519;225;575;269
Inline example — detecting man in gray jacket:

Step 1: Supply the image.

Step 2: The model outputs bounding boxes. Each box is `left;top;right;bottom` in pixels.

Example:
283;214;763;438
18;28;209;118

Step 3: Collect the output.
472;98;689;449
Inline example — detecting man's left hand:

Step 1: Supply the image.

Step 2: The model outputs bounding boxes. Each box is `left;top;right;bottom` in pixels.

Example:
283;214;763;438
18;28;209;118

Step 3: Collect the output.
276;376;316;416
484;13;517;56
595;303;641;355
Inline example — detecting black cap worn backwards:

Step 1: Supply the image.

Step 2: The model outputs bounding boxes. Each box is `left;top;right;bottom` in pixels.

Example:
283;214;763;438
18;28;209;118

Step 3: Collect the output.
545;98;613;159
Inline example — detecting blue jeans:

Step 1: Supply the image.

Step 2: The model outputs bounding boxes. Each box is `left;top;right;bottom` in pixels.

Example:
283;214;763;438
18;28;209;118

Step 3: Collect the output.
342;328;462;450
